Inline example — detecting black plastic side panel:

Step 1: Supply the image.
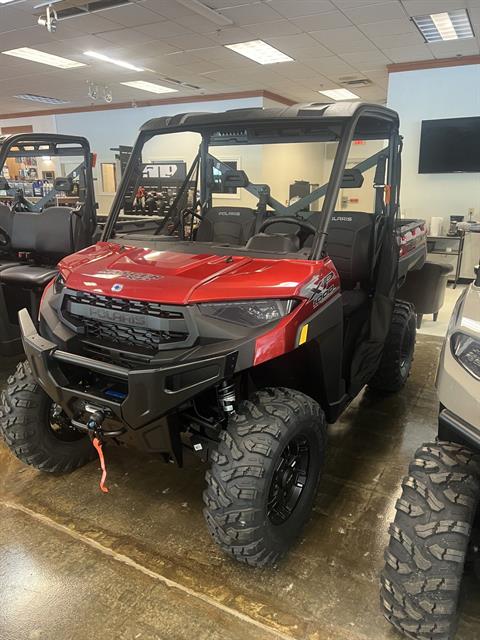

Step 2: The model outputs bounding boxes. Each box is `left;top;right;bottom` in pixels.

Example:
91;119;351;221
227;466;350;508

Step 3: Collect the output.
250;295;344;422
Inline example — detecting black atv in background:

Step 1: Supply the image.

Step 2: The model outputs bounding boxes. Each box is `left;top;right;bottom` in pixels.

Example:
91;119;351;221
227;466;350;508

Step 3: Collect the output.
0;133;97;355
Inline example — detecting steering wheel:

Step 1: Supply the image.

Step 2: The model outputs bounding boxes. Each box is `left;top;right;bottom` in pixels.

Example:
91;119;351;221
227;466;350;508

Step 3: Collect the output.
178;207;203;239
0;227;11;250
258;216;317;237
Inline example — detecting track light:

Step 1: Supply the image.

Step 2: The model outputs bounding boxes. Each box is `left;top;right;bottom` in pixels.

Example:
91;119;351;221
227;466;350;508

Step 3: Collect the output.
38;5;58;33
103;85;113;103
88;82;98;100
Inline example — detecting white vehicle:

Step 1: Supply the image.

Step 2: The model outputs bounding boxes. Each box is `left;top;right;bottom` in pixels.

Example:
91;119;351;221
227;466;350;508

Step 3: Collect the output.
380;265;480;640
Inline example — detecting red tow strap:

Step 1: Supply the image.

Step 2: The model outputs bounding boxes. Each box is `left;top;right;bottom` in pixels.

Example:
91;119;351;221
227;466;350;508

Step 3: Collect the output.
92;437;109;493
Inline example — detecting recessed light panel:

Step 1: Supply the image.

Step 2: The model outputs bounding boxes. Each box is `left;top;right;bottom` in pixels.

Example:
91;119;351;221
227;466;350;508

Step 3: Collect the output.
121;81;177;94
14;94;70;104
225;40;293;64
2;48;85;69
413;9;474;42
319;88;360;101
83;50;143;72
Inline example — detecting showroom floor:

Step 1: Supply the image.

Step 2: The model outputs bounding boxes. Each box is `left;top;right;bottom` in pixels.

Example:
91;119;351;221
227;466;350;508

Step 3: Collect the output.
1;336;479;640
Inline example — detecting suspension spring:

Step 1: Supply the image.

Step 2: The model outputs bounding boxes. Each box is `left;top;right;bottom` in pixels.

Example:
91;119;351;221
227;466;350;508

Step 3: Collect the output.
217;380;236;414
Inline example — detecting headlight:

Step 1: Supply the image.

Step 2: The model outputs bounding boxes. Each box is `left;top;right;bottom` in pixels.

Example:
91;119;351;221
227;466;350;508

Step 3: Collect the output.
199;299;296;327
53;272;66;294
451;332;480;380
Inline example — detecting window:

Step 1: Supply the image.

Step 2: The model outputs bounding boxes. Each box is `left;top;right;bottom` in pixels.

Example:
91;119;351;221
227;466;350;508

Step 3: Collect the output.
101;162;117;194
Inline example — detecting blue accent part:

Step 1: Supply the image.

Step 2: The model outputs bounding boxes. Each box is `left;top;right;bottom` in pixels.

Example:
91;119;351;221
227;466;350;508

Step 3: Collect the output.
104;388;127;400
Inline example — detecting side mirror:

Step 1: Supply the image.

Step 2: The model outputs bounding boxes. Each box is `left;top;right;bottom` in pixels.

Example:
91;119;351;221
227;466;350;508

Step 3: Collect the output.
341;168;364;188
0;176;10;191
54;176;74;194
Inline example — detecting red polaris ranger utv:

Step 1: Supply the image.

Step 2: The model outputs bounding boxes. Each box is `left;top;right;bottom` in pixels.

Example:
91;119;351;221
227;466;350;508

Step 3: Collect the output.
0;103;426;566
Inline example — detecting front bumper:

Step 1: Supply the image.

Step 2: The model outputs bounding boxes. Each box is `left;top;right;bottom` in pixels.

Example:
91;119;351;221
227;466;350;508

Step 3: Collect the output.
438;406;480;454
19;308;239;459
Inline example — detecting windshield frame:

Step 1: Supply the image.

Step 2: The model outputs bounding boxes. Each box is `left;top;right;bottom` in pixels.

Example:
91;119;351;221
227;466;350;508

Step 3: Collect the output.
102;104;400;260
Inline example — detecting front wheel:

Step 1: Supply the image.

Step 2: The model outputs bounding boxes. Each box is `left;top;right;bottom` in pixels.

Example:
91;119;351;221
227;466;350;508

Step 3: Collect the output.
369;300;416;393
203;387;327;567
0;361;95;473
380;441;480;640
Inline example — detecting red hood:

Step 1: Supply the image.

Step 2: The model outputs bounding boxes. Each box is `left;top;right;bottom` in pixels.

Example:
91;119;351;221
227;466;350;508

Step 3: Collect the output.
59;242;328;304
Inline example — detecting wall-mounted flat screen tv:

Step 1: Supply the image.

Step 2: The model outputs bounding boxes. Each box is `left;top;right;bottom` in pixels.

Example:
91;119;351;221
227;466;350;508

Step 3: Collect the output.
419;117;480;174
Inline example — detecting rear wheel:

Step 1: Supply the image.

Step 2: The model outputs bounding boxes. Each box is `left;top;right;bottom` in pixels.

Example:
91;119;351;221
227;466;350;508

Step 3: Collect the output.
0;361;95;473
380;441;480;640
369;300;416;392
203;387;327;567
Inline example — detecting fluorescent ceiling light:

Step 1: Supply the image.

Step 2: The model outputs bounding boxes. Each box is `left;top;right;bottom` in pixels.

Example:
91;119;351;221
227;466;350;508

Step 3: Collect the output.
0;1;16;3
225;40;293;64
83;50;143;71
2;47;85;69
121;81;177;94
14;93;70;105
413;9;474;43
319;88;360;101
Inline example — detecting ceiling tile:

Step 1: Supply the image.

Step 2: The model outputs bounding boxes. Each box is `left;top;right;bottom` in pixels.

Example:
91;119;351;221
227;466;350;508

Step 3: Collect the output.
401;0;469;17
367;31;425;49
205;27;253;45
383;44;434;63
359;18;418;38
428;38;480;57
306;56;359;77
245;20;303;38
342;1;406;24
219;3;282;25
311;26;378;53
136;21;191;39
340;50;391;68
265;33;320;54
0;7;37;32
138;0;195;19
164;33;217;51
291;11;352;31
101;4;166;28
332;0;399;7
61;12;120;35
268;1;337;18
293;43;334;60
97;28;153;46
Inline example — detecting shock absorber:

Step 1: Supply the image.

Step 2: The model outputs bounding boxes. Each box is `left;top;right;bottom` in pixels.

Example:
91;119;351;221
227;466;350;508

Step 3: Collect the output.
217;380;236;414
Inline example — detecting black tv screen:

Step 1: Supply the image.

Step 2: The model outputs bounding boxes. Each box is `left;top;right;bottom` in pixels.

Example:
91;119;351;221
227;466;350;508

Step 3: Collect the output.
419;117;480;174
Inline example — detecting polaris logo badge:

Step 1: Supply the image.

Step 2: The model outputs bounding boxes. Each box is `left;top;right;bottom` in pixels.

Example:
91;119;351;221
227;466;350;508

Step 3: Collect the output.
218;211;241;216
88;307;147;327
111;283;123;293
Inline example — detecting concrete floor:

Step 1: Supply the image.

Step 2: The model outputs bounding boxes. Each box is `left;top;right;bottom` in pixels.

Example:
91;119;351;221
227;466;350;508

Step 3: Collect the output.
1;337;479;640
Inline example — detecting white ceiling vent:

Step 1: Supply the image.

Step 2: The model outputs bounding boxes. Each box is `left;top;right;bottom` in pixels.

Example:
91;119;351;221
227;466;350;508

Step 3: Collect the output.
339;77;372;87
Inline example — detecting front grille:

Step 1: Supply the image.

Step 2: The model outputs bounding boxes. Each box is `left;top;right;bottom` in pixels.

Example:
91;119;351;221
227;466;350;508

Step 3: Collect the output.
61;289;196;355
81;318;186;351
66;290;183;319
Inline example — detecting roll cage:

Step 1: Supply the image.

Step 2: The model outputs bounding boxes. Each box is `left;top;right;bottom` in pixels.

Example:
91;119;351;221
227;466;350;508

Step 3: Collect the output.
0;132;96;219
102;102;401;261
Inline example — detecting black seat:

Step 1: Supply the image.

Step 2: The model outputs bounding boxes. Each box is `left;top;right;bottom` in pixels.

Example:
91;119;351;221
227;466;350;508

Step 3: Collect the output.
310;211;373;289
0;265;57;287
196;207;256;245
0;206;79;288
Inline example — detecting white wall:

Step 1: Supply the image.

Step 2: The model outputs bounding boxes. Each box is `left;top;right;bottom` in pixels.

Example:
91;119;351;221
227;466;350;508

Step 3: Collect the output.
0;96;263;213
387;65;480;227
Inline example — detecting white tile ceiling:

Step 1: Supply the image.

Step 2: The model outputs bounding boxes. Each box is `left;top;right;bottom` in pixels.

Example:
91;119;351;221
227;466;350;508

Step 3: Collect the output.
0;0;479;115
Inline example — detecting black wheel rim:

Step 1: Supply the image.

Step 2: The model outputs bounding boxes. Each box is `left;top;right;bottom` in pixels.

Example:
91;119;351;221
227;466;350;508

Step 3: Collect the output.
48;403;84;442
267;435;310;525
399;323;415;377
